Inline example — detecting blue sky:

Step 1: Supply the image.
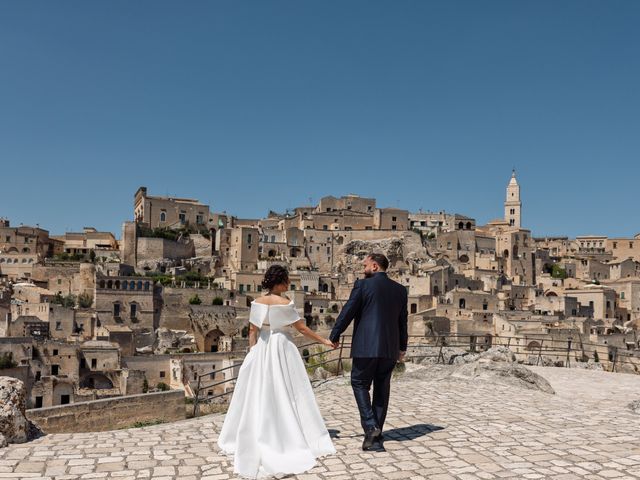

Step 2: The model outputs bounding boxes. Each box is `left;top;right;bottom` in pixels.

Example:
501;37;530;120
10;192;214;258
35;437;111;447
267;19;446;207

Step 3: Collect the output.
1;1;639;238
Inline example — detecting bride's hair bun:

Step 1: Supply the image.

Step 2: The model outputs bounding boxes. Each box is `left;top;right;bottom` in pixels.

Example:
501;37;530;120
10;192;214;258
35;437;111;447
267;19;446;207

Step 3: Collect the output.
262;265;289;290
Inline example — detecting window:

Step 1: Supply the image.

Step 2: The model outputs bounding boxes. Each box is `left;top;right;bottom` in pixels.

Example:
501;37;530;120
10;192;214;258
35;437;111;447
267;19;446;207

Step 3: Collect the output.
60;395;70;405
160;211;166;222
53;349;58;355
179;212;186;224
91;358;97;369
196;214;204;225
410;303;417;314
131;304;137;318
51;365;59;375
55;322;62;331
247;234;252;243
392;216;397;221
35;396;43;408
392;225;397;230
323;225;328;230
113;303;121;318
160;371;166;378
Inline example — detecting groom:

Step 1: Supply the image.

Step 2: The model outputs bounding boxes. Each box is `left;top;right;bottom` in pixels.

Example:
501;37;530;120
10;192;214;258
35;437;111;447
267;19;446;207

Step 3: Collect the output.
330;253;408;450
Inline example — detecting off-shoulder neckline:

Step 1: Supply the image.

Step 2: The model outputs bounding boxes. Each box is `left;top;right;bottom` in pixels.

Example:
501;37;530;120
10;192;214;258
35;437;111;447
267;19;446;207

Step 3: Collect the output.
251;299;294;307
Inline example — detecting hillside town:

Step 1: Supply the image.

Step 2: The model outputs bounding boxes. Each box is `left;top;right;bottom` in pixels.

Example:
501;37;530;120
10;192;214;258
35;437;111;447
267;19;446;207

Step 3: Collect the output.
1;171;639;410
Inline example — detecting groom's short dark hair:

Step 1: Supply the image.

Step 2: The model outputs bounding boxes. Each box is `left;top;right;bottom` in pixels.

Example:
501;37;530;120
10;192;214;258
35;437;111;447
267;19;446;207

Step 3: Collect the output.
367;253;389;271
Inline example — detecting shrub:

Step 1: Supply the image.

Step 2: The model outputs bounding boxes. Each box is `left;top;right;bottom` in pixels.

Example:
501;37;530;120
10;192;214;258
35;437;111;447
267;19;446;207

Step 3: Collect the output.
551;264;568;279
212;297;224;305
156;382;170;391
52;293;77;308
189;294;202;305
142;378;149;393
78;293;93;308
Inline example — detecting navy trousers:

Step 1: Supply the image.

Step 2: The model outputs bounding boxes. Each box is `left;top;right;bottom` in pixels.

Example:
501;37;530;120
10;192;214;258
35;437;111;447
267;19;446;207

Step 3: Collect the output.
350;357;397;433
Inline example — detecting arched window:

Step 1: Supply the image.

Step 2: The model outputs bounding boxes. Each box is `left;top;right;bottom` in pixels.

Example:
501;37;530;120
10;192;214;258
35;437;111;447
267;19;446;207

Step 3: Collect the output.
99;280;105;288
466;222;472;230
458;222;464;230
107;280;113;289
115;280;120;289
129;281;135;290
137;281;143;290
160;212;166;222
144;281;150;291
459;298;466;309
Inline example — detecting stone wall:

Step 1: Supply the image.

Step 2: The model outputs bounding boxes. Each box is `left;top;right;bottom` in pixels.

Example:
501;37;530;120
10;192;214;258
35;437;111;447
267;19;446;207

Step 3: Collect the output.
26;390;185;433
136;237;195;263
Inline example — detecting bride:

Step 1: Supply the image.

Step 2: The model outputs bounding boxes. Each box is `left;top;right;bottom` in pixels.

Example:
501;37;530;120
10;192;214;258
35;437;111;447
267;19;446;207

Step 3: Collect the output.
217;265;336;479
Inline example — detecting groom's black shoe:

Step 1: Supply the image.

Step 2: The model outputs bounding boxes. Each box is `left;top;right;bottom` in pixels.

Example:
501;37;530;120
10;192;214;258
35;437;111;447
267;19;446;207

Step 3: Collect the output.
362;426;381;451
374;432;385;444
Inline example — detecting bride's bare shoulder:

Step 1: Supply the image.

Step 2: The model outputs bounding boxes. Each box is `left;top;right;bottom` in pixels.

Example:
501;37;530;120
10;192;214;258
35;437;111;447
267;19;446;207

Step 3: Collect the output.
253;295;291;306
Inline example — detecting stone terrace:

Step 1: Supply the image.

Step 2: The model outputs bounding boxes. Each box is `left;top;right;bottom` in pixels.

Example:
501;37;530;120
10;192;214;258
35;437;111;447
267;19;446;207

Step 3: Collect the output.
2;366;640;479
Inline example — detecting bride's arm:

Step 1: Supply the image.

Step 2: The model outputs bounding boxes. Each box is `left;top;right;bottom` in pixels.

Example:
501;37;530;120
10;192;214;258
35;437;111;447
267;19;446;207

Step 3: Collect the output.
292;320;334;348
248;323;258;350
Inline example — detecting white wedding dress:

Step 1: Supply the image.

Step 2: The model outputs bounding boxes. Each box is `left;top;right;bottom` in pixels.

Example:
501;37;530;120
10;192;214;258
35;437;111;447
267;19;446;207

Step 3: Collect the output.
217;300;336;479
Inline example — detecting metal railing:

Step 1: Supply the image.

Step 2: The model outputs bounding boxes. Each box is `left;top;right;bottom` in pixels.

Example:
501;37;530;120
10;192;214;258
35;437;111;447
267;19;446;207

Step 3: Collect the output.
192;337;348;417
191;333;640;417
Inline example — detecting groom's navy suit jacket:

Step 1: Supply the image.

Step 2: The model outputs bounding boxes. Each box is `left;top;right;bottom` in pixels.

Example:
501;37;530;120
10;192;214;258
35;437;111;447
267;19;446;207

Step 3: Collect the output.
330;272;408;359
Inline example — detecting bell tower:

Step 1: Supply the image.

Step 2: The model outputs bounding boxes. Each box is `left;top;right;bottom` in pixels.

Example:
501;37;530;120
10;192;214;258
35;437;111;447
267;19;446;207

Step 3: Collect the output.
504;170;521;228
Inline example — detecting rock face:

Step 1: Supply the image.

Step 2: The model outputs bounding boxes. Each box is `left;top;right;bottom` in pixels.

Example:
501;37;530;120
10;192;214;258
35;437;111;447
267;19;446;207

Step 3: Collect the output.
312;367;330;381
450;361;556;394
153;328;196;354
406;346;555;394
629;400;640;415
448;346;555;394
0;377;31;446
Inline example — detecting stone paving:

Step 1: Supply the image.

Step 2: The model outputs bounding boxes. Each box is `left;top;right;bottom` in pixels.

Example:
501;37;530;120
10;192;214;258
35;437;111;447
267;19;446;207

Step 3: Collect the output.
1;365;640;479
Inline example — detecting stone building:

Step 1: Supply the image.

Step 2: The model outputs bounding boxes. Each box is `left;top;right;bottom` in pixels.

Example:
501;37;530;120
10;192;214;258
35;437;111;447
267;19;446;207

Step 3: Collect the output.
52;227;119;259
316;195;376;214
134;187;212;230
94;275;159;347
373;208;409;231
409;211;476;237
